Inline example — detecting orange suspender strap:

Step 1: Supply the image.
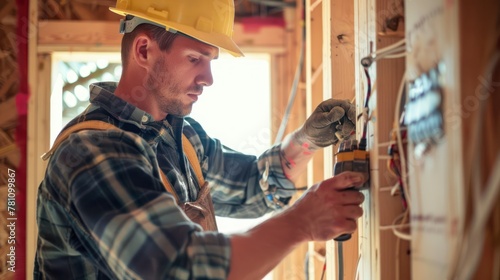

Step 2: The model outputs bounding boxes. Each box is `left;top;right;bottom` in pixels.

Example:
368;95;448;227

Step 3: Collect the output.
41;120;205;204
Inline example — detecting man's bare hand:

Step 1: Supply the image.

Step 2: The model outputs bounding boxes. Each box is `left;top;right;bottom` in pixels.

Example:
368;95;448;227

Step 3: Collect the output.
287;171;366;241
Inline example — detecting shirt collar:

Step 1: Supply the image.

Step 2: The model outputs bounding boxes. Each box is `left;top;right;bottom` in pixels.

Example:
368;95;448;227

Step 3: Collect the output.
89;82;153;125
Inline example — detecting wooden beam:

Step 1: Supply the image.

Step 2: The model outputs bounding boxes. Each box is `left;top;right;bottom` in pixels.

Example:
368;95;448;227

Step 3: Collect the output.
27;0;40;277
354;0;377;278
37;20;285;53
328;0;358;279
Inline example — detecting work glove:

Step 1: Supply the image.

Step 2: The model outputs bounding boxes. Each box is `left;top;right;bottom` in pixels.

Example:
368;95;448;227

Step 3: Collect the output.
296;99;356;148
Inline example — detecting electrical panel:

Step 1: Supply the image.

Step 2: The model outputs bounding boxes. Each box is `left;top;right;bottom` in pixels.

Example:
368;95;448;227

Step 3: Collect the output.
405;64;445;157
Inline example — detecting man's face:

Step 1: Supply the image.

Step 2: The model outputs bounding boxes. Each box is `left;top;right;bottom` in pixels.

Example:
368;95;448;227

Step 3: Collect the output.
145;35;219;117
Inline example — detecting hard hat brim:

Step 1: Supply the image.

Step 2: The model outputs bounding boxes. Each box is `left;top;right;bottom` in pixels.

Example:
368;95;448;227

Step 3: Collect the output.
110;7;244;57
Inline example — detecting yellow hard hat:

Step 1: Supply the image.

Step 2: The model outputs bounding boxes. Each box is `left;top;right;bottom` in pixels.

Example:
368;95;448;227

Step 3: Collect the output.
109;0;244;57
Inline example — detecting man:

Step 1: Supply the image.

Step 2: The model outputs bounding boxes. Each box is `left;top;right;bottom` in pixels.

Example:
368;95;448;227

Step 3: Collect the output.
34;0;366;279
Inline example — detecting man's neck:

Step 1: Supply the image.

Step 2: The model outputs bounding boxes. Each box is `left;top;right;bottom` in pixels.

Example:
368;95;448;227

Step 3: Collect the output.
115;78;167;121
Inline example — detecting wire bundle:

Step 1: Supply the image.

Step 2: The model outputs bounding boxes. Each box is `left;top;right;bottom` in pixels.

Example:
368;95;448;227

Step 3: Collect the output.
356;38;411;280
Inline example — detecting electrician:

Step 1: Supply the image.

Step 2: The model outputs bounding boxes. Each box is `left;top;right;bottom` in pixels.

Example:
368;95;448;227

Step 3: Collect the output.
34;0;366;279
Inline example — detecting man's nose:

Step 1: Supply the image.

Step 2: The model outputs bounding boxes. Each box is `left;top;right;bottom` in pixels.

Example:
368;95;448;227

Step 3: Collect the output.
196;65;213;87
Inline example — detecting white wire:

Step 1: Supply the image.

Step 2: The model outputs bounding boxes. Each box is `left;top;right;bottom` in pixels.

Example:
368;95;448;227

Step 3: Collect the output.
458;155;500;279
354;254;362;280
373;46;407;61
383;52;408;59
378;223;410;231
392;228;411;241
377;155;394;160
379;183;399;193
394;70;411;209
377;141;396;148
378;212;412;241
361;39;406;67
472;156;500;249
373;38;406;56
451;49;500;280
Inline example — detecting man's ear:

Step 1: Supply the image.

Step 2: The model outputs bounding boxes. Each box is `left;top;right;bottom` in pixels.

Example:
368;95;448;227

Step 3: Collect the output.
132;34;156;71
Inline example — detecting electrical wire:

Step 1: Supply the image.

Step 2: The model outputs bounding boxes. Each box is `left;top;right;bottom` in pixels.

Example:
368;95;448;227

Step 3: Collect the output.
274;28;305;144
320;261;326;280
450;47;500;279
361;39;406;68
451;48;500;278
359;67;372;142
384;52;408;59
373;38;406;56
355;41;412;280
337;36;409;280
378;211;411;241
457;154;500;279
374;46;406;59
394;70;411;210
359;39;407;145
378;222;410;231
354;254;362;280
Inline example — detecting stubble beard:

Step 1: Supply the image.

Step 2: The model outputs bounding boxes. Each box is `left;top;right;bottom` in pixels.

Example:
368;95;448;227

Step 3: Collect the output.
146;57;193;117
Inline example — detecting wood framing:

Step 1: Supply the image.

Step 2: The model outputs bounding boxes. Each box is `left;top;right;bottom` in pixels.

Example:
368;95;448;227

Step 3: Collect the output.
37;20;286;53
328;0;358;279
305;1;326;279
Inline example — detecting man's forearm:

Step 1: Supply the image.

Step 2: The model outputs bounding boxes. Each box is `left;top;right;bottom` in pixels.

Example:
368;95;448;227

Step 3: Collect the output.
279;130;319;183
227;209;307;280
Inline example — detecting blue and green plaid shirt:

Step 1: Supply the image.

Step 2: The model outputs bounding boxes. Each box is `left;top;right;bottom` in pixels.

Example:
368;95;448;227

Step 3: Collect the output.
34;82;296;280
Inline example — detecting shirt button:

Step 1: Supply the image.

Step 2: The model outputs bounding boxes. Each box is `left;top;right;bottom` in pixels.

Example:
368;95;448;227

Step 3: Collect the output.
141;116;148;123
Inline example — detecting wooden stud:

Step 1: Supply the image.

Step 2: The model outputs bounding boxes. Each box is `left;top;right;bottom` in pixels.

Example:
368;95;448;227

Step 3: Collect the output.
37;20;286;53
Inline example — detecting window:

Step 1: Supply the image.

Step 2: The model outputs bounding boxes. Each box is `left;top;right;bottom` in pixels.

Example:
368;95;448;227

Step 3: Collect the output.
50;52;122;144
188;52;273;235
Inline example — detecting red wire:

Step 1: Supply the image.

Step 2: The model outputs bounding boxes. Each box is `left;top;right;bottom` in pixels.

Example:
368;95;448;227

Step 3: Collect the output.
361;67;372;140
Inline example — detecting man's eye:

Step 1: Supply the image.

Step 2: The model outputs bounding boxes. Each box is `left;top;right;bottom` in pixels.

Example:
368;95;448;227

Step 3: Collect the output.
188;57;199;63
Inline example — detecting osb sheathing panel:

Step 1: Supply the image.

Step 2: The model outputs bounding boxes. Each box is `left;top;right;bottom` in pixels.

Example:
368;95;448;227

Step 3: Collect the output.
0;1;20;280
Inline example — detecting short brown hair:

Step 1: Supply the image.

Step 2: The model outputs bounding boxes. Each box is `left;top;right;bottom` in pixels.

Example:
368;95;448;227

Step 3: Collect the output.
120;16;179;69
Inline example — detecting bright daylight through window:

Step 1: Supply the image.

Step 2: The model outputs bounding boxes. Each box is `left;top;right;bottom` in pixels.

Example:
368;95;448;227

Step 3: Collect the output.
51;52;273;235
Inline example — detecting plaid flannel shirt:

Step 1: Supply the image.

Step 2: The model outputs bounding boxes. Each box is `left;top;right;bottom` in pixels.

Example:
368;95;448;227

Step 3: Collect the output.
34;82;296;280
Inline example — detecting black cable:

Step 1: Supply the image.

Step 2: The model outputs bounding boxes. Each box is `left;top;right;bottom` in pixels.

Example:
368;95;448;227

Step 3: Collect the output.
360;67;371;140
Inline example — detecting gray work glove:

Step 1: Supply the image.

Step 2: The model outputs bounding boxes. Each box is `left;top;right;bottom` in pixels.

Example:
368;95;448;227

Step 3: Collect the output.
296;99;356;147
